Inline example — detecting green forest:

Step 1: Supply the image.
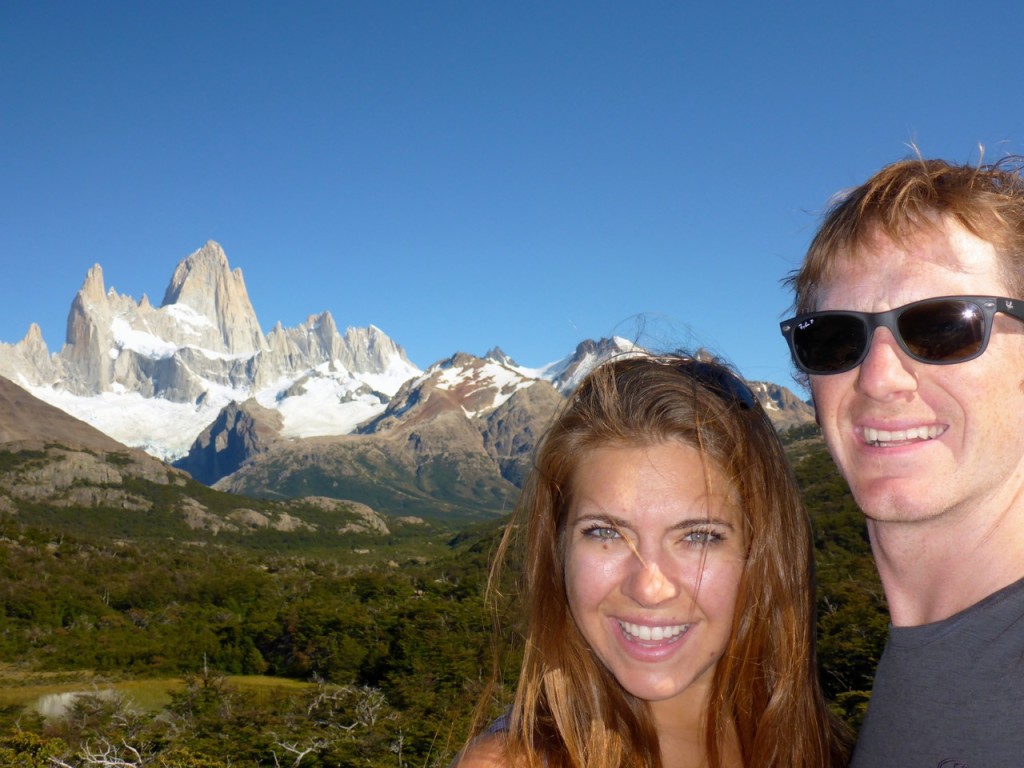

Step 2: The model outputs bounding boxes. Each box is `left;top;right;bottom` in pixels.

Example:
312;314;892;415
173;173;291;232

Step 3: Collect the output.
0;428;887;767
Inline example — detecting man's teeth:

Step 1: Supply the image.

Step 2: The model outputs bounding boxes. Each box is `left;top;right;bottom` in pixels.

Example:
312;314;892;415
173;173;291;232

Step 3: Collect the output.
863;426;944;446
619;621;688;641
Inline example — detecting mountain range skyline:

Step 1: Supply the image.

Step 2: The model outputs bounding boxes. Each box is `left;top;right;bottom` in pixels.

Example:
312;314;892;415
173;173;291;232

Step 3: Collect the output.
0;239;743;383
0;241;814;469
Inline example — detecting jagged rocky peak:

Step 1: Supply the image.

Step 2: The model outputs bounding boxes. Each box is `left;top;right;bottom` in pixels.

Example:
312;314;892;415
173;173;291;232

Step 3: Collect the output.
20;323;47;351
342;324;415;371
66;264;110;346
64;264;141;347
442;351;481;369
574;336;635;358
27;242;277;400
14;324;53;378
161;240;266;354
161;241;228;307
546;336;639;393
78;263;108;306
0;323;59;391
309;311;339;338
267;312;340;360
62;265;117;393
484;346;519;367
258;313;415;386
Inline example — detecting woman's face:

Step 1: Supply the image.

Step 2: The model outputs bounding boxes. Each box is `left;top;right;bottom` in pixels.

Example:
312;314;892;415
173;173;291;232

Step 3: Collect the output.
564;441;746;709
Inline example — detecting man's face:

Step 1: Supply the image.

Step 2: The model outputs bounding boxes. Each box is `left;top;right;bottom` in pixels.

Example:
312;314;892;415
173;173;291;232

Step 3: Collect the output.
810;220;1024;526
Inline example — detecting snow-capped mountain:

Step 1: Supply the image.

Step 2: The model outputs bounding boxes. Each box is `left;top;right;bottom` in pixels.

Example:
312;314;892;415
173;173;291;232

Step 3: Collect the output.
359;351;558;435
175;343;634;490
211;352;569;520
531;337;641;393
0;242;419;460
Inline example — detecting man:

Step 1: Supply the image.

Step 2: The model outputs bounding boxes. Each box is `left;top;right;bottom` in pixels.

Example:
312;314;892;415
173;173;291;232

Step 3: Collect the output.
780;156;1024;768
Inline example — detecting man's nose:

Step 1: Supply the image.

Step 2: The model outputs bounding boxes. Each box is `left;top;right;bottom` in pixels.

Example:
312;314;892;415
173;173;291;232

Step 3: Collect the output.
855;327;919;400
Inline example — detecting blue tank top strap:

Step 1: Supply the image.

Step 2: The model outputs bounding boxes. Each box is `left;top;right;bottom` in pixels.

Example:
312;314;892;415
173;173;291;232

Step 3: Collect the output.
486;709;512;734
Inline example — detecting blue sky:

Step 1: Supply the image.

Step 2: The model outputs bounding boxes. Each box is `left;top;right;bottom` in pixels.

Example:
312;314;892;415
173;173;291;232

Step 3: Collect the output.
3;2;1024;390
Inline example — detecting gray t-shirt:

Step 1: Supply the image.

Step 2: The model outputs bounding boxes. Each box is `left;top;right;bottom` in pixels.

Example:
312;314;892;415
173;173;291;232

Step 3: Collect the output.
851;576;1024;768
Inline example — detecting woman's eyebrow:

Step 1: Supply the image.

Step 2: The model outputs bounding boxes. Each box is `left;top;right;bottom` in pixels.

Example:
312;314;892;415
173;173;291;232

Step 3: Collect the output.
571;512;735;531
571;512;629;528
672;518;736;530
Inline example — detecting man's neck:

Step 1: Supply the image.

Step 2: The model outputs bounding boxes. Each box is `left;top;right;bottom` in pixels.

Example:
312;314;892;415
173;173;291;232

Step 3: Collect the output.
868;503;1024;626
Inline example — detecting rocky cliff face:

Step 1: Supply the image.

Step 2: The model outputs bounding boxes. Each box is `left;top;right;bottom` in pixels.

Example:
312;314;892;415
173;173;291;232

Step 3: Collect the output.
479;379;565;486
752;381;816;431
174;398;284;485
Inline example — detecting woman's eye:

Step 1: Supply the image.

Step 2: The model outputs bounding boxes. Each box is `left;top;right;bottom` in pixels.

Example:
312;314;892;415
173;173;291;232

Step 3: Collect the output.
583;525;620;540
684;529;722;546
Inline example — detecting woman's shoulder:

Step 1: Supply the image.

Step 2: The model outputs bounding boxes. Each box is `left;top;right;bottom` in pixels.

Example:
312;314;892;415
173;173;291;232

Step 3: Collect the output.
449;732;511;768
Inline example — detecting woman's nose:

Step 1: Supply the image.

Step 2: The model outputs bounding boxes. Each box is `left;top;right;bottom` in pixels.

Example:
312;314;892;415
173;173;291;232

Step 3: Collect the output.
624;556;679;606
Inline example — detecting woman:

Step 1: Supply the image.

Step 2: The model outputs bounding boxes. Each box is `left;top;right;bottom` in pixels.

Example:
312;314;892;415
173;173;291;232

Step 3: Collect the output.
455;354;850;768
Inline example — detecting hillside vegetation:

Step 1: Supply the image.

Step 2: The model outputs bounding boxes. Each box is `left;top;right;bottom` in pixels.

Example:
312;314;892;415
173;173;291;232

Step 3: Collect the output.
0;427;886;767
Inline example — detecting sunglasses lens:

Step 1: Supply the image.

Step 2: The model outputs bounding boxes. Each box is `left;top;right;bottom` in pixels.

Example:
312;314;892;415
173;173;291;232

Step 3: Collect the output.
898;299;986;362
792;314;869;373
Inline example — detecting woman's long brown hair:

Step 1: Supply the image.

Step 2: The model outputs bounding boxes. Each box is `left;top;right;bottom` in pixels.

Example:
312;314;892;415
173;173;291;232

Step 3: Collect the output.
467;354;851;768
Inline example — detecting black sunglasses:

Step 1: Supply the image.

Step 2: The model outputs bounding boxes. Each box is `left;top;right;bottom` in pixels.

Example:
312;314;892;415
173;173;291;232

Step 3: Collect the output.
780;295;1024;375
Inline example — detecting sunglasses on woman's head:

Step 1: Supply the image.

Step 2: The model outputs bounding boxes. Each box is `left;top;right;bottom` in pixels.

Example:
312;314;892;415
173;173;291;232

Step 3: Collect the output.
779;295;1024;375
614;356;757;410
